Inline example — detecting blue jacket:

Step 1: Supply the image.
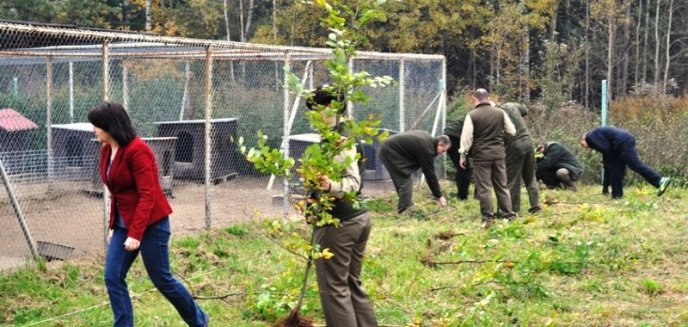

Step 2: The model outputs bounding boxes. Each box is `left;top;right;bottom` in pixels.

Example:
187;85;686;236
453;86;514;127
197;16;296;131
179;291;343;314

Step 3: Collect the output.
584;127;634;162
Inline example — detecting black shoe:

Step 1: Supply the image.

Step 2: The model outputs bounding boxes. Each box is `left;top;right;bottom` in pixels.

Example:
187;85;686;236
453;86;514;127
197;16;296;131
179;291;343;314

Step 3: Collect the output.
528;206;541;214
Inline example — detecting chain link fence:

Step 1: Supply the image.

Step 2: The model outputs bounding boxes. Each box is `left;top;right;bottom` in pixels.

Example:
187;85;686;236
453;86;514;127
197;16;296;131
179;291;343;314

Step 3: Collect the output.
0;21;446;271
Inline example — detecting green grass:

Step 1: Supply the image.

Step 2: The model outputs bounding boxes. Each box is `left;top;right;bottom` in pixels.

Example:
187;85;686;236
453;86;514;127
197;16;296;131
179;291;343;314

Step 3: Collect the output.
2;183;688;326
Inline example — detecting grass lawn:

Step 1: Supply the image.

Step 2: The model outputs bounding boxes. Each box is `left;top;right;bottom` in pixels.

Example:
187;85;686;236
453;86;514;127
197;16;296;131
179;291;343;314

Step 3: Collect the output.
2;182;687;326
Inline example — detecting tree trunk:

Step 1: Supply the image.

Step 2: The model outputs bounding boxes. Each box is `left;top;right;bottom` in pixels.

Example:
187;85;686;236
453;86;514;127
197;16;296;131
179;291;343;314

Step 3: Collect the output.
239;0;245;42
663;0;673;94
653;0;661;85
634;0;642;87
245;0;255;39
223;0;235;81
520;24;530;102
549;4;558;42
642;0;650;82
239;0;246;78
121;0;129;24
272;0;277;40
145;0;151;31
606;2;615;101
518;0;530;102
584;0;590;108
223;0;231;41
620;0;631;96
470;47;477;89
273;0;279;90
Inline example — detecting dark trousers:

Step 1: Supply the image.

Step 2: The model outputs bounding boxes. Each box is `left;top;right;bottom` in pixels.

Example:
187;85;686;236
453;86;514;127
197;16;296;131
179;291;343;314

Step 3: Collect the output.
607;139;662;198
602;164;611;194
447;135;472;200
506;149;539;213
104;218;207;327
380;152;414;213
314;213;377;327
472;159;514;218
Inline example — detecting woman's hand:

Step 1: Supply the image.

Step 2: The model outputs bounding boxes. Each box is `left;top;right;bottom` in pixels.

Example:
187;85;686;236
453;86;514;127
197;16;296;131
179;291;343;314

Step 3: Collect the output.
107;229;114;244
124;237;141;251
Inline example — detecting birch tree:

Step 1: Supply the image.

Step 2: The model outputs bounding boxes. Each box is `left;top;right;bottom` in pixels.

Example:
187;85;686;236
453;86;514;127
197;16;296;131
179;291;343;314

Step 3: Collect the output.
663;0;674;93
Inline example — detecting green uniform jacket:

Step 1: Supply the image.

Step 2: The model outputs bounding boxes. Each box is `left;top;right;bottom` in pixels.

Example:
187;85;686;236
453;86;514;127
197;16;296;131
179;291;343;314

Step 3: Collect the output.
499;102;534;156
380;130;442;198
443;115;466;138
536;142;584;179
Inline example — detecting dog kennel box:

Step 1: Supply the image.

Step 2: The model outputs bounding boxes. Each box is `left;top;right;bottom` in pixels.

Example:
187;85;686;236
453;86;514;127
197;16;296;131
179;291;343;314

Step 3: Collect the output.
51;123;101;181
286;130;395;181
154;118;238;182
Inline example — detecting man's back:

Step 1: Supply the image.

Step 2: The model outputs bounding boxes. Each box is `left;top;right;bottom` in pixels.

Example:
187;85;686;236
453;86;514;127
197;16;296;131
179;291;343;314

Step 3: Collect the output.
468;103;507;161
380;130;435;175
500;102;533;155
539;142;583;178
585;126;634;157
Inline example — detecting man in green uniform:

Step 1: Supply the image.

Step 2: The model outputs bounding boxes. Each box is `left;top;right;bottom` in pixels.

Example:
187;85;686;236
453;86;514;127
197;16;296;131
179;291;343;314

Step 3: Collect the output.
379;130;450;213
499;102;540;214
535;141;584;191
459;89;516;223
444;114;472;200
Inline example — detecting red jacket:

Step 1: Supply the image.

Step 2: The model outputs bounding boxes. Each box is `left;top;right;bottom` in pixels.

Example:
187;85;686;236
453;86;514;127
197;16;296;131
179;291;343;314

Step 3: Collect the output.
99;137;173;241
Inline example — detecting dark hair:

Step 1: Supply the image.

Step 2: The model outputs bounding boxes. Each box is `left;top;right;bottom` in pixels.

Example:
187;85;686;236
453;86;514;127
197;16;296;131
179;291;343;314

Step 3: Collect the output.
87;102;137;146
306;86;346;114
435;134;451;147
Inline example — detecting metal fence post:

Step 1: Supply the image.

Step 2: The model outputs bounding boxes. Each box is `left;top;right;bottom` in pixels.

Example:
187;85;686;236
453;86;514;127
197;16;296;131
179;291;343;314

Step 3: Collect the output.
282;52;291;216
69;61;74;123
46;56;53;186
601;79;608;185
0;158;39;260
440;58;447;177
204;46;214;230
102;39;111;249
398;59;405;133
347;57;354;118
180;60;191;121
122;62;129;111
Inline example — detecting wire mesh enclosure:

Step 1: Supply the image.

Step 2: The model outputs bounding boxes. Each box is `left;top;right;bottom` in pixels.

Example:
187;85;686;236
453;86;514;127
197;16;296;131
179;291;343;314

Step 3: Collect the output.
0;21;446;271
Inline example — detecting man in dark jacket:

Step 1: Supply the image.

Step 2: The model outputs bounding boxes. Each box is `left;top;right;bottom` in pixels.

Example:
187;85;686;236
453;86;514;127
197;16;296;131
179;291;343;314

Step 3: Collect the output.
500;102;540;214
379;130;450;213
535;141;584;190
459;89;516;222
444;114;472;200
580;126;671;198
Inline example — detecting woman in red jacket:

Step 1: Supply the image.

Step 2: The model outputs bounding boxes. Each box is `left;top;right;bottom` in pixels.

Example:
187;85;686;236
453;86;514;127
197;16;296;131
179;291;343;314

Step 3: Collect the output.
88;102;208;327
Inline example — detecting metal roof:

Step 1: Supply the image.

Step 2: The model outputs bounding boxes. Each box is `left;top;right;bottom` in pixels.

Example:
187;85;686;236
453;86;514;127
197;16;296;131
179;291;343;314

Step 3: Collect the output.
0;20;445;61
0;108;39;132
0;19;146;51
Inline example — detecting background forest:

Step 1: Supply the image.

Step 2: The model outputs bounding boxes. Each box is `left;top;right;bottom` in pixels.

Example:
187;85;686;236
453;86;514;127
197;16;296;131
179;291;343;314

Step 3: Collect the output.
2;0;686;105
